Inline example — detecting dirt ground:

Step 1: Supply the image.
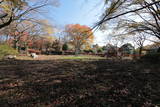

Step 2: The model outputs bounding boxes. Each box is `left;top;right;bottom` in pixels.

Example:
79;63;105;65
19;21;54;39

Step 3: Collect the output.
0;56;160;107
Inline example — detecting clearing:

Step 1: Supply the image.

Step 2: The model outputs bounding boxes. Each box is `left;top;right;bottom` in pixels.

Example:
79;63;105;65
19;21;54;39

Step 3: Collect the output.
0;55;160;106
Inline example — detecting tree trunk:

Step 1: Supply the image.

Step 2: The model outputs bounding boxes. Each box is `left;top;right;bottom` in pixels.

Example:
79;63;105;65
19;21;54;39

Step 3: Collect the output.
75;48;79;55
5;35;9;42
14;40;18;50
24;42;29;55
75;47;80;55
139;46;143;57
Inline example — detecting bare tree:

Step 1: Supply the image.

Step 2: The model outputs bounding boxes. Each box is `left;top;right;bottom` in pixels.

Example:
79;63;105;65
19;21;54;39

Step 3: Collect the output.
134;32;146;56
96;0;160;40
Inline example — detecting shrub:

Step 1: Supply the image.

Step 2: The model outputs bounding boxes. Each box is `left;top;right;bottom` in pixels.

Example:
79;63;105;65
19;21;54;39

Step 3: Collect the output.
140;53;160;63
97;48;103;53
50;51;63;55
83;49;93;54
62;43;68;51
0;44;18;59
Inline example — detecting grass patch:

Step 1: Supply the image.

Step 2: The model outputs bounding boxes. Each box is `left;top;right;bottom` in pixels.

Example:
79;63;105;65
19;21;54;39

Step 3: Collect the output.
16;55;106;61
0;44;18;59
54;55;105;60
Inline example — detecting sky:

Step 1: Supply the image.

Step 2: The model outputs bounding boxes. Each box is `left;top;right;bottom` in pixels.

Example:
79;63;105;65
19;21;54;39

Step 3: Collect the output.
53;0;103;26
44;0;107;46
39;0;155;47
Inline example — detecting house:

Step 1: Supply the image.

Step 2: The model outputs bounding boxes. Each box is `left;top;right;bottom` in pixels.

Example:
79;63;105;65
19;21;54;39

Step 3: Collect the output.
119;43;135;57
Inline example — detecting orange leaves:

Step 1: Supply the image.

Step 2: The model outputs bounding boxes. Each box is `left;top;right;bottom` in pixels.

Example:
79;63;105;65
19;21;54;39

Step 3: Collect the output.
66;24;92;35
65;24;94;44
65;24;94;52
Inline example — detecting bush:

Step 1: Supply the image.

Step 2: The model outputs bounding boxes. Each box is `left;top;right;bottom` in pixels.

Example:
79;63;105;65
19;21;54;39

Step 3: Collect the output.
97;48;103;53
83;49;93;54
62;44;68;51
0;44;18;59
50;51;63;55
140;53;160;63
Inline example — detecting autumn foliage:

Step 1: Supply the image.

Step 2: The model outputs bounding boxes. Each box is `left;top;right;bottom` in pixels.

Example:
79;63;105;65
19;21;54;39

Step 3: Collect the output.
65;24;94;54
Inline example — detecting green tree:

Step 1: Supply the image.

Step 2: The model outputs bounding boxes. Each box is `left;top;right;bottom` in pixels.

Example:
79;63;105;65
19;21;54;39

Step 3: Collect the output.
62;43;68;51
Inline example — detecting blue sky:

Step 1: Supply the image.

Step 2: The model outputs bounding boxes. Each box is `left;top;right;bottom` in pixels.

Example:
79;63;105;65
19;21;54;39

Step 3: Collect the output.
53;0;104;26
43;0;107;46
40;0;156;47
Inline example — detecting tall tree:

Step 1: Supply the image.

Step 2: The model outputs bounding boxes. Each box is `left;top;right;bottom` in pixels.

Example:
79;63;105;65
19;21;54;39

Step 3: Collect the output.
65;24;94;55
2;19;55;54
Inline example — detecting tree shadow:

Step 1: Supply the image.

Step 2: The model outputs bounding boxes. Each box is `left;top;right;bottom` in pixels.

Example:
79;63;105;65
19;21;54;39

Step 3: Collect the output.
0;59;160;106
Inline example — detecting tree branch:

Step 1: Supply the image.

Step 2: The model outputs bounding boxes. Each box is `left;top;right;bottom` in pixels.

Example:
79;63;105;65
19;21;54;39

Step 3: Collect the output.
95;0;160;28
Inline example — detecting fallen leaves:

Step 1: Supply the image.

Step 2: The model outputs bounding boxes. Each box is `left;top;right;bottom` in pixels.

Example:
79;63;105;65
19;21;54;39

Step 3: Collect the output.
0;59;159;106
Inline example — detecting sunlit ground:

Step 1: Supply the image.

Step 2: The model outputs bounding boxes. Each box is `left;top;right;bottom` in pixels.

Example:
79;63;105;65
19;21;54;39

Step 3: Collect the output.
16;55;106;60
